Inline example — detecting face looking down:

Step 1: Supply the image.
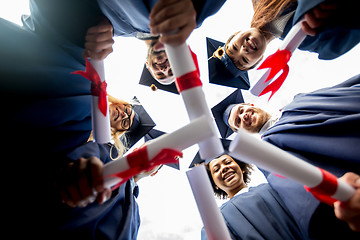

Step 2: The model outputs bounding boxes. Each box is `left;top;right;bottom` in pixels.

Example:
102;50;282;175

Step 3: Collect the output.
228;103;270;133
146;39;175;85
226;28;268;70
209;155;247;197
109;103;135;131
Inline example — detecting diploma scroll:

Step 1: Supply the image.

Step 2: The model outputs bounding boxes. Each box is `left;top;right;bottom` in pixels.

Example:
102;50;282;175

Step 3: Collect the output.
251;19;307;99
103;115;216;188
165;43;224;159
186;165;231;240
90;59;112;143
229;130;355;203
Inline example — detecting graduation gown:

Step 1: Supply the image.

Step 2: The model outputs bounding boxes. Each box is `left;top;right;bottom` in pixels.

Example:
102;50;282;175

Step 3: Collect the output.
262;74;360;175
201;184;307;240
280;0;360;60
53;142;141;240
97;0;227;37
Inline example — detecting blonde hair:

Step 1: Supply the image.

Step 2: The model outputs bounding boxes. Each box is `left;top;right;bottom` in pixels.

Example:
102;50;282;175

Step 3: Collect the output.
88;94;131;160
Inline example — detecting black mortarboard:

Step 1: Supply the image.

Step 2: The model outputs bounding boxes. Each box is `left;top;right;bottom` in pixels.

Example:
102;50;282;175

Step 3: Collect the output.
124;97;156;148
139;64;179;94
207;37;250;90
144;129;180;170
189;138;231;168
211;89;244;138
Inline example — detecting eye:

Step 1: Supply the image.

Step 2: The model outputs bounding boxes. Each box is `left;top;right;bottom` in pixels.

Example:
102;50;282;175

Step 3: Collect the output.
233;45;238;51
242;57;248;64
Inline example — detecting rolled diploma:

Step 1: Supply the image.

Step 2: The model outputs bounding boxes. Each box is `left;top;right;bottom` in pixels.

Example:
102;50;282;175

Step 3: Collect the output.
165;43;224;159
251;19;306;96
103;115;215;188
186;165;231;240
229;129;355;202
90;59;112;143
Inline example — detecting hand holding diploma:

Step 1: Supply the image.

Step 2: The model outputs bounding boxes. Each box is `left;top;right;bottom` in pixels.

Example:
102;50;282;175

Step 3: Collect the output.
229;129;356;204
164;42;224;160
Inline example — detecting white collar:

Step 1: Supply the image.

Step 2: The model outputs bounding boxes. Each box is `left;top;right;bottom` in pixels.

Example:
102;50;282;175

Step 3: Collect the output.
233;187;249;197
259;112;281;136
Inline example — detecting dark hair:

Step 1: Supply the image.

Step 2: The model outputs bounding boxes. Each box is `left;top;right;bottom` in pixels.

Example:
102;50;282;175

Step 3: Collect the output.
205;155;253;199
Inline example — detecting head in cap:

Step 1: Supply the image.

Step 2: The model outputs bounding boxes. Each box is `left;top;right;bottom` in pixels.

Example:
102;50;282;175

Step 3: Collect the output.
139;64;179;94
144;129;180;170
124;97;156;149
103;95;155;158
189;139;253;199
212;90;271;138
207;37;250;90
144;38;176;86
221;28;271;70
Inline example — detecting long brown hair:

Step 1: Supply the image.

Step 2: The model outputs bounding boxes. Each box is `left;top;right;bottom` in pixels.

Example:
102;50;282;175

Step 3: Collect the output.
251;0;297;32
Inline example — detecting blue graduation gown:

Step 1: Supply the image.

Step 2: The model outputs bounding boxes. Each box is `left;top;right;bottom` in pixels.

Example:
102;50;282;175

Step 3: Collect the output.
262;74;360;175
201;184;307;240
53;142;141;240
97;0;227;37
0;17;140;239
280;0;360;60
0;17;92;154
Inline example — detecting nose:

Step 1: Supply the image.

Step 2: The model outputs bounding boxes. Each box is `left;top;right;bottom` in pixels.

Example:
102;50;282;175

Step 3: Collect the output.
221;165;229;174
159;64;169;72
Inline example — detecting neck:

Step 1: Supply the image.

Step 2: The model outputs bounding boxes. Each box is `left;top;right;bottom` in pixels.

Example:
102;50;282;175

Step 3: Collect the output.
228;183;247;199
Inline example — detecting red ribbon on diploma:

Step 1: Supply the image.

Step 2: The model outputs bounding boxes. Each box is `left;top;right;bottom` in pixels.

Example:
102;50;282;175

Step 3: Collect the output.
108;146;183;190
304;168;338;205
175;47;202;93
257;49;291;100
72;58;108;116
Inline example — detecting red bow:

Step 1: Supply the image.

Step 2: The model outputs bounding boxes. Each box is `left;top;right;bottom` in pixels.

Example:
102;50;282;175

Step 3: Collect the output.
108;146;183;190
175;47;202;93
257;49;291;100
72;58;108;116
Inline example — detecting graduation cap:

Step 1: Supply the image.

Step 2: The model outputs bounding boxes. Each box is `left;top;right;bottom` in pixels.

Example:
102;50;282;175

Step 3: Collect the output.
207;37;250;90
189;138;231;168
144;129;180;170
211;89;244;138
139;64;179;94
124;97;156;148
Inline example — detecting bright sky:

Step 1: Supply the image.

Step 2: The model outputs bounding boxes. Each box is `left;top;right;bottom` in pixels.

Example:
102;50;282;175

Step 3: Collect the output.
2;0;359;239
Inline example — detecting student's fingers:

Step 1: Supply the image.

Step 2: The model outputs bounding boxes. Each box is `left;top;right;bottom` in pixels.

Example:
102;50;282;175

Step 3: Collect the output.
77;157;95;200
158;24;195;46
334;172;360;232
149;0;179;20
301;21;317;36
149;0;196;37
86;21;113;35
96;188;112;205
84;39;114;59
88;156;105;194
149;1;186;26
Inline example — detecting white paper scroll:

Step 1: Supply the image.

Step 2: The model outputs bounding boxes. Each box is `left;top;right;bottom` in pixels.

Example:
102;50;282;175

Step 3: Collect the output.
90;59;112;143
251;19;307;96
103;115;216;188
186;165;231;240
165;43;224;160
229;129;355;202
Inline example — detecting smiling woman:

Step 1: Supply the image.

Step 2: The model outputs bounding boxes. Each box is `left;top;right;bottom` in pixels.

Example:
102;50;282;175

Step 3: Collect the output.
205;154;253;199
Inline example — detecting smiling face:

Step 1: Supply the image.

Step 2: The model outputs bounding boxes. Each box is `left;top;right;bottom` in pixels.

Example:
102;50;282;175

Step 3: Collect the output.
225;28;268;70
109;103;135;131
146;39;175;85
209;155;247;198
228;103;270;133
